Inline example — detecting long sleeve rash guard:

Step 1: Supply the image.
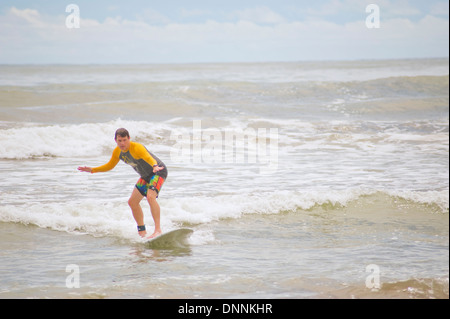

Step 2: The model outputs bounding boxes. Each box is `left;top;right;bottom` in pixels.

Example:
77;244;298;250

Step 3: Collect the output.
92;141;167;180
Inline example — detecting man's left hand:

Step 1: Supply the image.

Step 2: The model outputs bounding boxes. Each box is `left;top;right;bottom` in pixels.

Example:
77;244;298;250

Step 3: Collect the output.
153;165;164;173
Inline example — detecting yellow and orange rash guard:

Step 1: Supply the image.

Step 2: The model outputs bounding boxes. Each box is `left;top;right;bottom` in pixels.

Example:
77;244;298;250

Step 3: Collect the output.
91;141;167;180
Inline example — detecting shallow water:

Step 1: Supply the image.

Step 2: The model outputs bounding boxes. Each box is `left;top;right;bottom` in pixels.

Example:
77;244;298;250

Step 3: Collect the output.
0;59;448;298
1;192;447;299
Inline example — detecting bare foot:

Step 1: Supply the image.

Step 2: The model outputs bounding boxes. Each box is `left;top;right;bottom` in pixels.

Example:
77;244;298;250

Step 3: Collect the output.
147;229;162;239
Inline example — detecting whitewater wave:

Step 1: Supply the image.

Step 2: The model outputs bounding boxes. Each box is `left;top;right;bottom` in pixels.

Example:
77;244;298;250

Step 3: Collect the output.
1;116;448;159
0;119;172;159
0;189;447;244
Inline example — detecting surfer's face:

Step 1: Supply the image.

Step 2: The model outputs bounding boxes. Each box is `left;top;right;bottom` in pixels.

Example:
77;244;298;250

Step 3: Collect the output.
115;135;131;152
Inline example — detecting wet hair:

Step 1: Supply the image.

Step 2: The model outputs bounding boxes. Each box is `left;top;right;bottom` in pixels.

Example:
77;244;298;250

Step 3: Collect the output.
115;128;130;140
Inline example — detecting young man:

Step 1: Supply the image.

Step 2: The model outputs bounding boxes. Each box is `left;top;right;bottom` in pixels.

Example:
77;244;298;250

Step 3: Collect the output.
78;128;168;239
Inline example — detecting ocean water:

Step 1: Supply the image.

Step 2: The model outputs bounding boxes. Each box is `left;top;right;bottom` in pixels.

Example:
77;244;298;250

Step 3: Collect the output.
0;59;448;299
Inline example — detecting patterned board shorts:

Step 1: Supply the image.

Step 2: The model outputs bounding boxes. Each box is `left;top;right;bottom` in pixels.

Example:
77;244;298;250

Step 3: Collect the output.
135;175;165;197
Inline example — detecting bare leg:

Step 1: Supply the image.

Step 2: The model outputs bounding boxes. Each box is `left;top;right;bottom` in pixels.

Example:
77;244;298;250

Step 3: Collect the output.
128;187;146;237
146;189;162;238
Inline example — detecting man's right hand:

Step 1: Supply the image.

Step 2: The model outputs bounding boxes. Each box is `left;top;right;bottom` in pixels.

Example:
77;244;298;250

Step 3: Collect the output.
77;166;93;173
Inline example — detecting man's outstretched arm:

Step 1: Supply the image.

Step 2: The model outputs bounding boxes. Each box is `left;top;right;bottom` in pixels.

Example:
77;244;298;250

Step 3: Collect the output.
78;147;120;173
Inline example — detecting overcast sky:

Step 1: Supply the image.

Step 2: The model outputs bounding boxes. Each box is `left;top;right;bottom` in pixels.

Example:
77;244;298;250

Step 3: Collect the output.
0;0;448;64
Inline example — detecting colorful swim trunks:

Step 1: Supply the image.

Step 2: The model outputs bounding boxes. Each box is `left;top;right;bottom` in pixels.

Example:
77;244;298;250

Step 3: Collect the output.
135;175;165;197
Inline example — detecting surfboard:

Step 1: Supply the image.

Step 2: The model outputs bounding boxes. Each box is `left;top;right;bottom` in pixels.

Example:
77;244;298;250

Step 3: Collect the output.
145;228;193;249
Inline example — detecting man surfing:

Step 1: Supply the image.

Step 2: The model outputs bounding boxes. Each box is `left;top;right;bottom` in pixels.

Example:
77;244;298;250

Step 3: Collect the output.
78;128;168;239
